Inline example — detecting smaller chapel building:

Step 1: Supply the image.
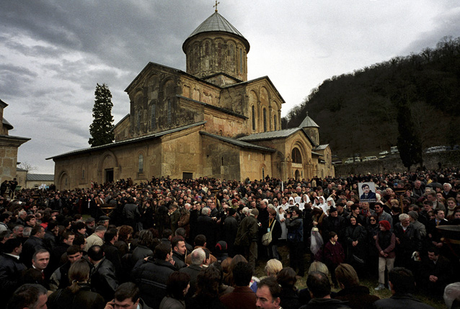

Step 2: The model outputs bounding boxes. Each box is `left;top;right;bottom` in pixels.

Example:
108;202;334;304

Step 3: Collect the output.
49;10;334;189
0;99;30;183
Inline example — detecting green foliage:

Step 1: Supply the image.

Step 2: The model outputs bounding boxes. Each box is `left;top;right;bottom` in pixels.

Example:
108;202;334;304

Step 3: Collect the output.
283;36;460;159
88;83;114;147
394;95;423;170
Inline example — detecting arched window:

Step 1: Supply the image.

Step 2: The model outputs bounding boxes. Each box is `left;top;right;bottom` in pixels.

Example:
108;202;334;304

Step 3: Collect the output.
263;108;267;132
292;148;302;163
274;115;277;130
252;105;255;131
138;155;144;173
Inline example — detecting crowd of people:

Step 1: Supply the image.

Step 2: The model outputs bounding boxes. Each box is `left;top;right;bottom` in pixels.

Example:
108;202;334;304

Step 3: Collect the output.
1;168;460;309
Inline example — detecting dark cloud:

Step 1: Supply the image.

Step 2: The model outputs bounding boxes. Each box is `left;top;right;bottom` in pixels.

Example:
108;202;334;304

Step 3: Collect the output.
2;1;460;173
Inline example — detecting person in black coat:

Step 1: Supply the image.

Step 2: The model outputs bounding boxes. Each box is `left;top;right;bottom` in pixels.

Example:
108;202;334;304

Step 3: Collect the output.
132;242;176;308
0;238;27;308
334;263;379;309
87;245;119;302
101;228;123;277
195;207;217;250
21;225;46;268
373;267;434;309
223;208;238;257
277;267;302;309
393;214;421;274
419;246;453;297
322;207;346;243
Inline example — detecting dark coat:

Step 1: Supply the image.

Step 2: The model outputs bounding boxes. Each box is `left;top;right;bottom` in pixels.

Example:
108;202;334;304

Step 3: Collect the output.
180;264;202;298
101;242;123;276
322;216;346;241
419;255;452;293
268;217;282;245
220;286;257;309
132;257;176;308
0;254;26;305
300;298;351;309
173;250;186;269
286;216;304;243
345;224;367;260
90;257;119;302
196;215;217;249
375;231;396;259
223;216;238;249
47;284;105;309
279;287;302;309
132;245;153;263
393;223;422;257
187;295;226;309
373;293;435;309
21;236;45;267
235;215;259;246
334;285;379;309
324;241;345;266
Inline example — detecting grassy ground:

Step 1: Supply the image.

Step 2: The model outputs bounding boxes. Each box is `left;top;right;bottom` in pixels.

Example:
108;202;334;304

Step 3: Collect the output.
254;245;446;309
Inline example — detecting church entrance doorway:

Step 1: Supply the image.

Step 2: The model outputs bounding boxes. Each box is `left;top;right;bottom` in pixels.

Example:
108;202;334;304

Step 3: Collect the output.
105;169;114;183
183;172;193;180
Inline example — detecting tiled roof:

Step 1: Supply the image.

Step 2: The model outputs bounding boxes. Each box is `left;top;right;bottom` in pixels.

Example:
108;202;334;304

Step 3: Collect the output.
315;144;329;151
185;12;249;51
299;115;319;128
27;174;54;181
47;121;206;160
237;128;302;141
3;118;13;130
200;131;275;152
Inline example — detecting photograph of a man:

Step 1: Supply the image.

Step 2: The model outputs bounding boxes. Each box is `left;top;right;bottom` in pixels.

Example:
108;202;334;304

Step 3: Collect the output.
359;183;376;202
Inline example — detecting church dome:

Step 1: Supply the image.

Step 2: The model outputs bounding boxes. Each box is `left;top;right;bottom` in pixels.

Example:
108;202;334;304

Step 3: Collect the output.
183;11;250;82
183;12;250;52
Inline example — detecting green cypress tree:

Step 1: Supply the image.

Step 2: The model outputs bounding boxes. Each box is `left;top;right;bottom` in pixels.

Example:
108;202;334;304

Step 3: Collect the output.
88;83;114;147
395;97;423;170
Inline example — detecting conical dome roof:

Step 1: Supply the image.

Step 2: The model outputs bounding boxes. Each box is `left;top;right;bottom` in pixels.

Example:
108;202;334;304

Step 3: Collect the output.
299;113;319;128
183;12;250;52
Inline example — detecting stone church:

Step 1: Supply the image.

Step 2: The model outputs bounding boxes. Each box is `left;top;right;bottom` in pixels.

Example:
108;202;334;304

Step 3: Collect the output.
0;99;30;183
49;10;334;189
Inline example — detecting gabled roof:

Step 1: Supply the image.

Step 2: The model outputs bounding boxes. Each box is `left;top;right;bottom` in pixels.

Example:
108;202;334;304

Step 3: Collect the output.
47;121;206;160
315;144;329;151
125;62;221;94
27;174;54;181
238;128;302;142
299;113;319;128
113;114;129;129
3;118;13;130
184;12;249;52
177;95;247;119
238;127;318;148
0;99;7;108
200;131;275;152
222;76;286;103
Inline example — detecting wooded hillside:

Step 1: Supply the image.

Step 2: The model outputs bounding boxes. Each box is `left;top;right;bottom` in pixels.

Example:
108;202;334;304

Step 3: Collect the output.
283;36;460;159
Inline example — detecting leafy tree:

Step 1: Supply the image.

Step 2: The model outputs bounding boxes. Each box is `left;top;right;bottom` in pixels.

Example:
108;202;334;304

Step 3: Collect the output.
89;83;114;147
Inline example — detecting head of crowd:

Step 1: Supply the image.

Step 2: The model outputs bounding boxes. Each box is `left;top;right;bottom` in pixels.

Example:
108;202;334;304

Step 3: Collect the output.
1;168;460;309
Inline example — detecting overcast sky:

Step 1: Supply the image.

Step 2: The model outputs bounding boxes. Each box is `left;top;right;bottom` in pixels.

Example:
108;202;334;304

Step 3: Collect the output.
1;1;459;174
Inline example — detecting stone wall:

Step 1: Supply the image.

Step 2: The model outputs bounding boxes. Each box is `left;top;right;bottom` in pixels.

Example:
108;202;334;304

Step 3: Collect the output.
335;150;460;176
